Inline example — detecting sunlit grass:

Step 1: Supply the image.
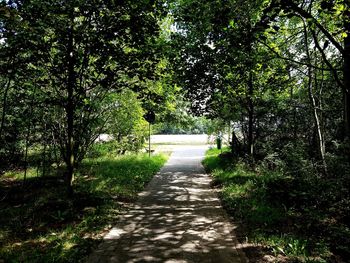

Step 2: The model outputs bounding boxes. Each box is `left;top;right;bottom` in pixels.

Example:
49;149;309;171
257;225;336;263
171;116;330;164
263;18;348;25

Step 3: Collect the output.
4;167;38;180
0;149;168;263
79;153;168;199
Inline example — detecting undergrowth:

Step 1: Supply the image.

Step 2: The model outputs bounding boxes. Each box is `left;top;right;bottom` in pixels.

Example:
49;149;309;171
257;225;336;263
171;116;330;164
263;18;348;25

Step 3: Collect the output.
0;143;168;263
203;147;350;263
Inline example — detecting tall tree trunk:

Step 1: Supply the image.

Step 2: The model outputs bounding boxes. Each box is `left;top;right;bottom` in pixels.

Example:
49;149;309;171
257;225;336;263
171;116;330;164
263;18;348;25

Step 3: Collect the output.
247;71;254;158
23;84;37;184
65;10;75;196
287;67;297;140
246;26;255;160
344;34;350;141
307;70;327;174
303;21;327;174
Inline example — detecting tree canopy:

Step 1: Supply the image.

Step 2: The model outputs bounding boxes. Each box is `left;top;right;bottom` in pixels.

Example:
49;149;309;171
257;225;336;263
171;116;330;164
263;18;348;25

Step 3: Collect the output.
1;0;350;261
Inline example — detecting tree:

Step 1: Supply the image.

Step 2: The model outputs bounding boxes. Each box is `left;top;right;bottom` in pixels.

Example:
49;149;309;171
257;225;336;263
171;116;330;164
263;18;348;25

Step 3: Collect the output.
106;89;148;154
168;0;347;173
1;0;165;193
169;0;289;160
259;0;349;140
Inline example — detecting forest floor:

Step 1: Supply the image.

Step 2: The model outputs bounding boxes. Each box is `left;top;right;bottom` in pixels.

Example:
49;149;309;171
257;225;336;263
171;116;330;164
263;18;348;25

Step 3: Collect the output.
87;145;248;263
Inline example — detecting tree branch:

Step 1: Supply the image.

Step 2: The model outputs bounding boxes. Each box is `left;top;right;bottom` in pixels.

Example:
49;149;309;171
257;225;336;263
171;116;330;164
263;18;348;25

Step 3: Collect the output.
287;1;344;54
310;28;346;92
257;38;341;71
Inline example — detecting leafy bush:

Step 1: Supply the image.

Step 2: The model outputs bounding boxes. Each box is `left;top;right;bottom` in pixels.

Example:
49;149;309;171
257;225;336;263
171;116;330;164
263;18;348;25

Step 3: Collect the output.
106;90;148;154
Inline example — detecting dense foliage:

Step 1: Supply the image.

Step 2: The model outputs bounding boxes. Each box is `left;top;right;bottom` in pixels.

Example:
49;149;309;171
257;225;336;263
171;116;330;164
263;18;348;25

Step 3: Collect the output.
1;0;350;262
204;148;349;262
170;0;350;166
0;0;170;192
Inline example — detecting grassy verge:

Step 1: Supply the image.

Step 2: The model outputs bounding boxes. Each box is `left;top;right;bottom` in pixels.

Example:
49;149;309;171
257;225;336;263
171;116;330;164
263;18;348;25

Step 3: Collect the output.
203;148;349;263
0;147;168;263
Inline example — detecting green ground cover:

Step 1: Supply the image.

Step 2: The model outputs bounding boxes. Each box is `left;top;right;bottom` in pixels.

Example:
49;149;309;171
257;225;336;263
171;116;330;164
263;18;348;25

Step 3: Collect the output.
0;144;168;263
203;148;350;263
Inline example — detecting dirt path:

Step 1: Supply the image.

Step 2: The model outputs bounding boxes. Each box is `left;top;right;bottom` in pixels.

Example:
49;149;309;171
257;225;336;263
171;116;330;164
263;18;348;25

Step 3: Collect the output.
87;145;247;263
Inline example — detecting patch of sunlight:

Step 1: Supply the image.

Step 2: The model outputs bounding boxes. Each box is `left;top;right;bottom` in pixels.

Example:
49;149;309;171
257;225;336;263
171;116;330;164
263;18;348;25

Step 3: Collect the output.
4;167;38;180
11;241;23;247
63;241;76;250
223;181;253;197
38;236;48;243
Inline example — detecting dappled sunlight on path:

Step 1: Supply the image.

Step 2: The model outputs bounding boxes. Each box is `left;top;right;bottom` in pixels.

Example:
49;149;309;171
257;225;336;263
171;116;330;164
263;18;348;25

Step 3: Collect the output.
87;146;247;263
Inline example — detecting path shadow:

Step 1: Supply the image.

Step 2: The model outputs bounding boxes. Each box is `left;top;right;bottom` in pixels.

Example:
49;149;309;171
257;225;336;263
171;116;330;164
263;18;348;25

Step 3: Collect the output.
87;165;247;263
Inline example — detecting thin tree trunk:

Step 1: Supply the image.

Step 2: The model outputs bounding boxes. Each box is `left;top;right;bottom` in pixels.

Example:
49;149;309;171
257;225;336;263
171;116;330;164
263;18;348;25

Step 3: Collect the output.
343;4;350;141
240;112;246;149
344;34;350;141
316;62;326;161
246;27;255;160
0;76;12;141
308;73;327;174
23;124;31;184
42;142;46;177
303;22;327;175
227;121;231;145
287;67;297;140
52;130;59;165
23;83;38;184
65;10;76;196
247;71;254;158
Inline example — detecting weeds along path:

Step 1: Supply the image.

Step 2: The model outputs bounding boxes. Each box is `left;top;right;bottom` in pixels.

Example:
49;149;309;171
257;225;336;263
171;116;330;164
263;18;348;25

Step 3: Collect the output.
87;145;247;263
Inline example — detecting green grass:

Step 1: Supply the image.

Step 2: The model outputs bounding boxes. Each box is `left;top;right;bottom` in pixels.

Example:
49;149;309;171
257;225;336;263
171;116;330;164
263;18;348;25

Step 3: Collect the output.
78;154;167;200
0;148;168;263
3;167;39;180
202;149;349;262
